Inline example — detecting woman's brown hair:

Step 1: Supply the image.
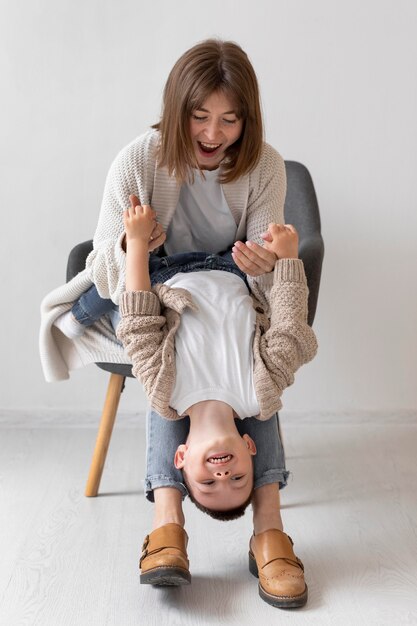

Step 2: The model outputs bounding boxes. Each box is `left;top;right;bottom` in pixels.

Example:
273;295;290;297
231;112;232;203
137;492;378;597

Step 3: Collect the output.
153;39;264;184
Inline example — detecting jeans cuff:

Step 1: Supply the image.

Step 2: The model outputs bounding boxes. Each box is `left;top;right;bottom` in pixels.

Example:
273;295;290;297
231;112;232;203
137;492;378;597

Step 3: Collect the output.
144;476;189;502
71;300;93;325
253;469;290;491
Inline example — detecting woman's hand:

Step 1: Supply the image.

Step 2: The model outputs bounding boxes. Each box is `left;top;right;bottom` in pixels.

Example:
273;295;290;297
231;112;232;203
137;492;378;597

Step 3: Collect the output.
148;217;166;252
231;240;277;277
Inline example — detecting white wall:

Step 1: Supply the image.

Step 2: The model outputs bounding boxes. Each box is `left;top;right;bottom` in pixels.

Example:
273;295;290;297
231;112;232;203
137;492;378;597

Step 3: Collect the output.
1;0;416;414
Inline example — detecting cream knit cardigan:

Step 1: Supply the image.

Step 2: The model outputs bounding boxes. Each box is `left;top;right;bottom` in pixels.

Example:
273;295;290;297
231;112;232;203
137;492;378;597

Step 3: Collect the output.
39;130;286;382
116;259;318;421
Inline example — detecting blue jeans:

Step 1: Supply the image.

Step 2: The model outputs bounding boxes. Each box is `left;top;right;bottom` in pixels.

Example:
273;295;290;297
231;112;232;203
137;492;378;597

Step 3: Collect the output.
73;250;288;499
148;249;247;285
71;284;114;326
71;250;247;326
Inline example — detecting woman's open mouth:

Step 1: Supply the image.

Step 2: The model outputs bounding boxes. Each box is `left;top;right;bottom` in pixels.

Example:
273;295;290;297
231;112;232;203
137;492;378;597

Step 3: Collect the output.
198;141;222;157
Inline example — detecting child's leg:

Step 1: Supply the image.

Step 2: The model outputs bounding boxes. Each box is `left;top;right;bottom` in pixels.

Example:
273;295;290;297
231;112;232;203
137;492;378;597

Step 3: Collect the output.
240;414;307;608
140;409;191;586
54;284;115;338
71;284;114;325
153;487;185;529
237;412;289;494
55;251;165;340
144;408;190;519
237;413;286;528
251;483;283;533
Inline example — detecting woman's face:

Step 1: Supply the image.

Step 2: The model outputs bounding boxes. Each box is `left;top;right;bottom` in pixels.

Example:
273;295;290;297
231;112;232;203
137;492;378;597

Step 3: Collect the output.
189;91;243;170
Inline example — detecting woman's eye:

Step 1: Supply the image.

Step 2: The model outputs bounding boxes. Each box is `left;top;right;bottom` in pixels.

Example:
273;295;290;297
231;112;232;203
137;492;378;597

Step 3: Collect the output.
192;115;207;121
223;118;237;125
202;480;215;485
231;475;243;481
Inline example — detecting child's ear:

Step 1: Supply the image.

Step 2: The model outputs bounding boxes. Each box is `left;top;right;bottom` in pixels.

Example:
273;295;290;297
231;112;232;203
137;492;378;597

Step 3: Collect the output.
174;444;188;468
242;434;257;456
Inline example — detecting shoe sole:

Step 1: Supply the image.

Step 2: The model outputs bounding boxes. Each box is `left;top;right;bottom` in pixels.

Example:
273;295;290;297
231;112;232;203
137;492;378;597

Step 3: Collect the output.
249;553;308;609
140;566;191;586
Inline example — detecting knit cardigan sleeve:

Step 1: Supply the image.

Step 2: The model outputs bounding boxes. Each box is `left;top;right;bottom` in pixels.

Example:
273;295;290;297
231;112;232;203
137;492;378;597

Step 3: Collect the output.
85;131;159;304
254;258;318;413
116;285;197;420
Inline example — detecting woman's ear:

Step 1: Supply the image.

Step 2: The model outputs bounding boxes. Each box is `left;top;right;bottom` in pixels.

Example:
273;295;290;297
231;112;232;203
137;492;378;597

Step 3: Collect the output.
174;444;188;468
242;434;257;456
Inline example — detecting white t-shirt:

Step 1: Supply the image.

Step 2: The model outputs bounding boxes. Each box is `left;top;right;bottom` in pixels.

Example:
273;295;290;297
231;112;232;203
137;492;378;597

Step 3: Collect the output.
164;168;237;255
164;270;260;419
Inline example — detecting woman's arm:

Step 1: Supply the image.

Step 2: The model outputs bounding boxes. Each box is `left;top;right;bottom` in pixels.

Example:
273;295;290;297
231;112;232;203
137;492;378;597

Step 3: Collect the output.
84;132;162;303
232;144;287;309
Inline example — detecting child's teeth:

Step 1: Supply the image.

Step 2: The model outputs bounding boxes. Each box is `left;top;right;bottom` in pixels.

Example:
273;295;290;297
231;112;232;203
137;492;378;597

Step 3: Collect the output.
208;454;232;463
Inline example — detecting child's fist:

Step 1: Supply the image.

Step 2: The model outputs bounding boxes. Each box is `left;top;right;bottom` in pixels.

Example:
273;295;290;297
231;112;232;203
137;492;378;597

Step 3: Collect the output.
123;204;156;243
263;223;299;259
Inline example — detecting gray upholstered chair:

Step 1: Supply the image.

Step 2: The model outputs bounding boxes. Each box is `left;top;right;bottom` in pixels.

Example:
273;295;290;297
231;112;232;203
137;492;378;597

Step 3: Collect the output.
67;161;324;496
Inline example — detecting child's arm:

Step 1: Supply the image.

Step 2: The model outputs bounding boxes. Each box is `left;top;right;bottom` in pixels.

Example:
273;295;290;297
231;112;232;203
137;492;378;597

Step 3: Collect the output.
118;206;195;418
123;204;156;292
118;204;167;398
257;223;318;397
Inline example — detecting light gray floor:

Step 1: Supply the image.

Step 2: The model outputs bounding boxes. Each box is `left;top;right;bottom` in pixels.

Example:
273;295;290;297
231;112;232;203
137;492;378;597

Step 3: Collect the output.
1;411;416;626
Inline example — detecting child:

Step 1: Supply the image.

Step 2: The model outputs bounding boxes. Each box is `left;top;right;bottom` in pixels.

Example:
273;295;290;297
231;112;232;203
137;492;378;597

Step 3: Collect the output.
117;203;317;504
55;203;317;515
115;203;317;602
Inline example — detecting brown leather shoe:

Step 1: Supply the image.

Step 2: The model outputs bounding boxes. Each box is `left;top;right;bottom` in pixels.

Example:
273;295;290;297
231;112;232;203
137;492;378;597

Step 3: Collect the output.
140;523;191;586
249;529;307;608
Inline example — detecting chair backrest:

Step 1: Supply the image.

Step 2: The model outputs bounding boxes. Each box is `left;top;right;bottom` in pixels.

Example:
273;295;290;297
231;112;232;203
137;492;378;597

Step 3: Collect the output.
284;161;324;325
284;161;322;239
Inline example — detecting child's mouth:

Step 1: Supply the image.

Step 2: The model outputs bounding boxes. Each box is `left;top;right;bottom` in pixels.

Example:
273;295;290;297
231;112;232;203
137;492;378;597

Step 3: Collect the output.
207;453;233;465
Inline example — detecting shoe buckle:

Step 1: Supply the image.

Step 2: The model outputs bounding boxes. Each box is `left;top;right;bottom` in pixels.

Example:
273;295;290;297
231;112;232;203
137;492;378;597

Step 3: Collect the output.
296;557;305;572
139;535;150;567
139;549;148;567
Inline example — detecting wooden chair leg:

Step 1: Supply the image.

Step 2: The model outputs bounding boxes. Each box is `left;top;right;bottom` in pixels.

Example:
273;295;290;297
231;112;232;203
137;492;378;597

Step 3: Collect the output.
85;373;125;497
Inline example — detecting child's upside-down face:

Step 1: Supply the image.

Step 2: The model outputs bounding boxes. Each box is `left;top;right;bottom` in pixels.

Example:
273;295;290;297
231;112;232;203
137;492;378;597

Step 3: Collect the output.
174;433;256;510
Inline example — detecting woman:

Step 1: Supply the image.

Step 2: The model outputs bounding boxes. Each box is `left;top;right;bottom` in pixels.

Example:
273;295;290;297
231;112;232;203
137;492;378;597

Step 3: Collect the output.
40;39;307;609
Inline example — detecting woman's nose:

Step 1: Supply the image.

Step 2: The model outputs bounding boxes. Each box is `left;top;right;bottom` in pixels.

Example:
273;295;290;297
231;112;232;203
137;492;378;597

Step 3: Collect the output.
204;120;221;141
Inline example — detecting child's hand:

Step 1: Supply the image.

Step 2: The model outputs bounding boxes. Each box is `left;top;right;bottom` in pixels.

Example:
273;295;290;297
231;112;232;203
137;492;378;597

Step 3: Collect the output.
123;204;156;244
126;195;166;252
262;223;299;259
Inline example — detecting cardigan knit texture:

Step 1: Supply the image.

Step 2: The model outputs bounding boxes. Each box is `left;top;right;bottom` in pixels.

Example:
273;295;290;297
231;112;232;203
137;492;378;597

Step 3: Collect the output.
116;259;318;421
40;129;286;382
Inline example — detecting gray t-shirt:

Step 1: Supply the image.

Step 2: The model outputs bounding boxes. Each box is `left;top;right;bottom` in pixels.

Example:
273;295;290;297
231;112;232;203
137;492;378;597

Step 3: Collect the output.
164;168;237;255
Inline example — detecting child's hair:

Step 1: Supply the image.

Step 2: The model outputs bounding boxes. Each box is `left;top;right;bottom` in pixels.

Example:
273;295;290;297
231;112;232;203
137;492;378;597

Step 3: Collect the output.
182;461;255;521
153;39;264;184
186;482;254;521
